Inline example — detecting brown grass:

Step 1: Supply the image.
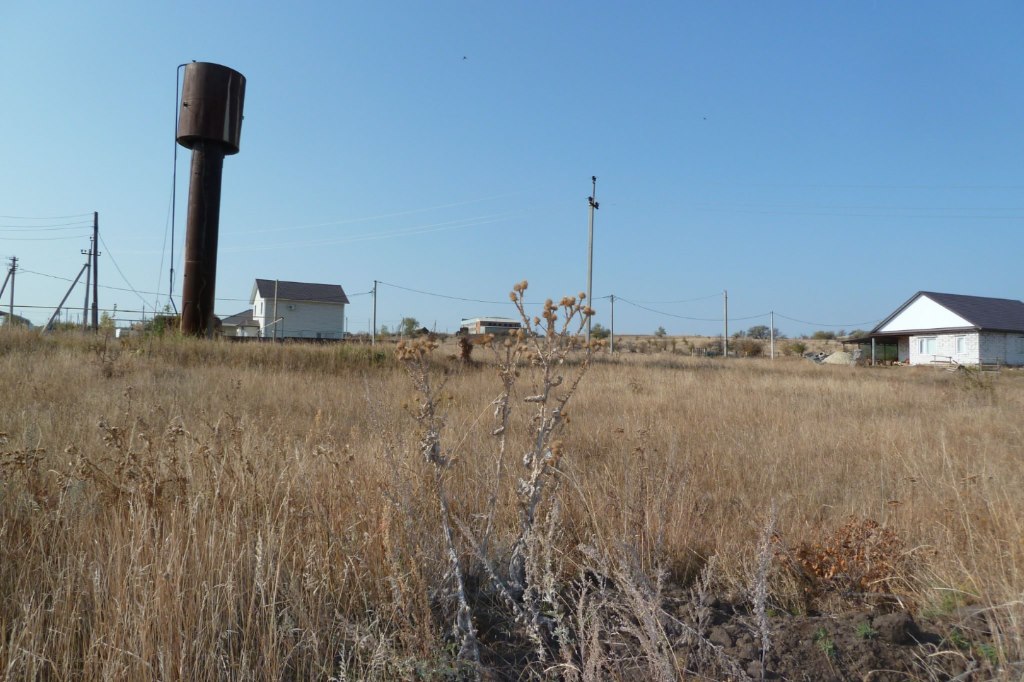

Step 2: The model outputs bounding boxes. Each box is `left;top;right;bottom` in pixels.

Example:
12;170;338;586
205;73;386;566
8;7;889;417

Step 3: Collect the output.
1;325;1023;678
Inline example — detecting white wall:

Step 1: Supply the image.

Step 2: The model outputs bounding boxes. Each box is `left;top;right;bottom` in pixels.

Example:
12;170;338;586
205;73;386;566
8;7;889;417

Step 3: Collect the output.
880;295;972;333
908;332;980;365
252;293;270;333
276;300;345;339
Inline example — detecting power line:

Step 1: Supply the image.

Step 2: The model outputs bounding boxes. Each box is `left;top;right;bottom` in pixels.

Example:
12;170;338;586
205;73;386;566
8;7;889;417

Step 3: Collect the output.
616;296;768;322
239;191;531;236
0;221;94;231
625;292;721;305
772;313;881;329
693;206;1024;221
18;268;253;303
377;280;524;306
0;232;93;242
0;213;93;220
98;235;148;308
220;213;518;254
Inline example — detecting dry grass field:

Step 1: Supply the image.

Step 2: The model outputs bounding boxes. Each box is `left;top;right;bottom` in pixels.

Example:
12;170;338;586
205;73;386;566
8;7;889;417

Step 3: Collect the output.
1;310;1022;680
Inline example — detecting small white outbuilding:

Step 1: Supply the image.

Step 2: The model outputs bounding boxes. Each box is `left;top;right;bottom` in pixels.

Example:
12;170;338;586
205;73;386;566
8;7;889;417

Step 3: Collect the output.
250;279;350;340
856;291;1024;366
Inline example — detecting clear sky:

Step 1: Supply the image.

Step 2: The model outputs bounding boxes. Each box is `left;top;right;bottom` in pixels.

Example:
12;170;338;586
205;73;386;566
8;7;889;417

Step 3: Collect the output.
2;2;1022;336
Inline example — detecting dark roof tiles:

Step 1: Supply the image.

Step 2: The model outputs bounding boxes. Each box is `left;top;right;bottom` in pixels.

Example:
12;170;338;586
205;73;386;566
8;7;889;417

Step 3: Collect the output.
253;279;350;304
921;291;1024;333
220;309;256;326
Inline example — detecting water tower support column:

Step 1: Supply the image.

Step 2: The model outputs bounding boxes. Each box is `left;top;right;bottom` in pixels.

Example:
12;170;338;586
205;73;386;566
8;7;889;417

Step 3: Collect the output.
181;141;226;336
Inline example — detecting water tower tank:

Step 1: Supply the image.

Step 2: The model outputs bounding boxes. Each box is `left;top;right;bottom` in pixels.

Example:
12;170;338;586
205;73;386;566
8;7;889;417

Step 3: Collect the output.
176;62;246;154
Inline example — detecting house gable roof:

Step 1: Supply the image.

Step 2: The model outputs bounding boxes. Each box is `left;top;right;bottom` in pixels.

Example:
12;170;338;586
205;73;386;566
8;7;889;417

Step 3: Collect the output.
220;308;257;327
873;291;1024;335
250;279;350;305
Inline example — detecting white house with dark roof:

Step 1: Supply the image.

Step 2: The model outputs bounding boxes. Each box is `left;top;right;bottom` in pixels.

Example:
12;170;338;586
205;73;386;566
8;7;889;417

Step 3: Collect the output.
854;291;1024;366
250;279;350;340
219;309;260;337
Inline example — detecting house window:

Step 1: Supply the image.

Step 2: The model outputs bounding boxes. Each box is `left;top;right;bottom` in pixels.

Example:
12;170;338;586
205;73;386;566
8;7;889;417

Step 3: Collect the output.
917;336;936;355
954;335;966;354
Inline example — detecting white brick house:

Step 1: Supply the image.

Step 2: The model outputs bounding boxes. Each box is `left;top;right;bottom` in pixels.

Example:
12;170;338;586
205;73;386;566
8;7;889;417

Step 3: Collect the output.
857;292;1024;366
250;279;349;340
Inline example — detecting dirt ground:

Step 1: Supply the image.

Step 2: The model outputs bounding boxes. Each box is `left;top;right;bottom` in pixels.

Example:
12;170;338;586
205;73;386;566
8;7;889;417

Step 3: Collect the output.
662;598;998;681
475;592;1001;681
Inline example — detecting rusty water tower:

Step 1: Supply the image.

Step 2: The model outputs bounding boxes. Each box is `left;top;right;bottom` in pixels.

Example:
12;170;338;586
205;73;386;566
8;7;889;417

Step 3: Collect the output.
176;62;246;337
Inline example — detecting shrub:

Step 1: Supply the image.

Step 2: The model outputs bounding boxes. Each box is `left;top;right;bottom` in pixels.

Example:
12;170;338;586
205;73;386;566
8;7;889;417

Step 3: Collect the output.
784;341;807;356
731;338;763;357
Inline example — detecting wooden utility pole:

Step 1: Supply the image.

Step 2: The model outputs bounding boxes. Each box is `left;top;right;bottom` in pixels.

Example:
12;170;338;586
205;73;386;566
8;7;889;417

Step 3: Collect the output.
273;279;279;341
722;290;729;358
8;257;16;325
770;311;775;360
371;280;378;346
0;259;12;312
81;242;92;331
92;212;99;329
609;293;615;353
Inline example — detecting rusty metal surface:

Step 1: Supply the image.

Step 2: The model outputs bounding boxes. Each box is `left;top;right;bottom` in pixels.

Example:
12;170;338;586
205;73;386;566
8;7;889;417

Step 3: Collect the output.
179;143;225;337
176;62;246;154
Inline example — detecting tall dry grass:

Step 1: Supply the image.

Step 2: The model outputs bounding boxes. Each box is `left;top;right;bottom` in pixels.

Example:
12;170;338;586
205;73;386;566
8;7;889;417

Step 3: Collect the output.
1;322;1023;678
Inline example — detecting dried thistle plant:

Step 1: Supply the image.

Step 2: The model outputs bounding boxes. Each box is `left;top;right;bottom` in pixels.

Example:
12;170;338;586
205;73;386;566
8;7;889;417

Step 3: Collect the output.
394;336;480;671
396;281;601;671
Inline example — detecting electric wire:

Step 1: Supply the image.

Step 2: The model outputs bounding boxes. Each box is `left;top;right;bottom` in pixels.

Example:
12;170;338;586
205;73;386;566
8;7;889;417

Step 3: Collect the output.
0;233;93;242
377;280;553;307
616;296;768;322
221;212;518;253
156;186;174;312
0;213;93;220
0;221;94;231
623;292;721;305
377;280;522;306
772;313;881;329
19;268;252;303
241;191;532;236
98;235;151;308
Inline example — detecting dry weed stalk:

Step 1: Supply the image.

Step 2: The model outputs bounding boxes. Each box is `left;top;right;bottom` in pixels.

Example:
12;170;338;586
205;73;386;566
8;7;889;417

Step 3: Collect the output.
751;504;775;681
395;336;480;670
395;281;600;670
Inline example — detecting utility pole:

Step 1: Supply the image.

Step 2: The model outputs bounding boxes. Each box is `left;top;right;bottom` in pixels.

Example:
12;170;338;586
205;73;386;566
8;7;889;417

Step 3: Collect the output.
0;259;12;313
273;279;279;341
586;176;599;342
8;257;17;325
92;212;99;330
81;241;92;331
371;280;378;346
722;290;729;358
770;311;775;360
609;294;615;353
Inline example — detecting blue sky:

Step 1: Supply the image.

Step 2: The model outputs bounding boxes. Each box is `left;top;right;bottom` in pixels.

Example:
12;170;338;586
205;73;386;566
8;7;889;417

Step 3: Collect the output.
2;2;1021;335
